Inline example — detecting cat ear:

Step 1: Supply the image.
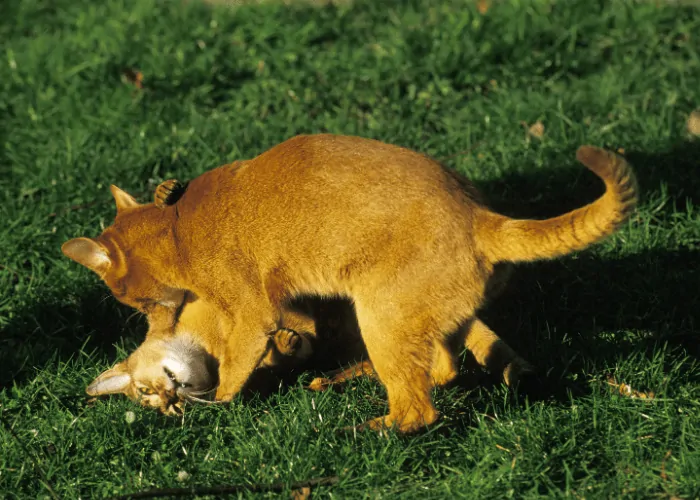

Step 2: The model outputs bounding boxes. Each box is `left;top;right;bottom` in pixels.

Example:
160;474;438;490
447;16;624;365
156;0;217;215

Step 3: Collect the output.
86;362;131;396
110;185;140;212
61;237;111;275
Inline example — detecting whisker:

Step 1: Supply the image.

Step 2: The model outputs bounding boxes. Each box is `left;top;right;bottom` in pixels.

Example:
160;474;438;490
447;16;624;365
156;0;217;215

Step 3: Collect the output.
183;394;219;404
125;310;142;326
186;386;219;397
177;386;222;405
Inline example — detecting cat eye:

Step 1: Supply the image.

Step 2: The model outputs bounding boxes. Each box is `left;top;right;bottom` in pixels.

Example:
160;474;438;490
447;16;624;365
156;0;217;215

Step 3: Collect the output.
138;387;155;395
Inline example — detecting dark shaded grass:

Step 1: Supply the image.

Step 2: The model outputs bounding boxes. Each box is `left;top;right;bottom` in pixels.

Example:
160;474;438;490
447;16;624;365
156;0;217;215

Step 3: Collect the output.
1;0;699;498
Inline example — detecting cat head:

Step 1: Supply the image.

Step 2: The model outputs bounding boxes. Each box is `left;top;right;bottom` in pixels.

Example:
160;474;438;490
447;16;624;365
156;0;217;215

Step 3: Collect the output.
87;335;219;415
61;185;186;329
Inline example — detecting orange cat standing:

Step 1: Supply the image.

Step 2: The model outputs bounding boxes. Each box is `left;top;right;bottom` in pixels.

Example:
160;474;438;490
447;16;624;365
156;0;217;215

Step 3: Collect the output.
63;135;637;432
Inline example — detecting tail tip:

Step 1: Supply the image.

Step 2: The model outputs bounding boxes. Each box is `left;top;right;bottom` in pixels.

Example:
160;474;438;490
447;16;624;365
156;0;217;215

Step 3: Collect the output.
576;145;623;177
576;144;609;165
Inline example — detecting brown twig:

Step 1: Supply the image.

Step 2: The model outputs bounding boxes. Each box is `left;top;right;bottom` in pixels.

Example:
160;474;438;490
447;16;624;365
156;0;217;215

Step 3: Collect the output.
105;475;340;500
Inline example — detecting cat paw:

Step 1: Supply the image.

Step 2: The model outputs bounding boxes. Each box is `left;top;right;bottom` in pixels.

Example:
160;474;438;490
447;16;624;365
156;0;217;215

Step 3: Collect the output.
308;377;333;392
214;388;236;402
154;179;186;208
273;328;302;356
503;358;534;387
161;401;184;416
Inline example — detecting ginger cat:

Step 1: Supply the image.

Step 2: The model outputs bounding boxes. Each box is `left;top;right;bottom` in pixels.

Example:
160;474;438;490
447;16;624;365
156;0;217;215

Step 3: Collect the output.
87;182;532;415
63;135;637;433
153;179;530;392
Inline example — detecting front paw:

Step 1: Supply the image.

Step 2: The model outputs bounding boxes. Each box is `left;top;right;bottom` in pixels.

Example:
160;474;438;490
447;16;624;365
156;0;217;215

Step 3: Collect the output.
214;389;235;402
308;377;333;392
154;179;186;207
161;401;185;416
273;328;302;356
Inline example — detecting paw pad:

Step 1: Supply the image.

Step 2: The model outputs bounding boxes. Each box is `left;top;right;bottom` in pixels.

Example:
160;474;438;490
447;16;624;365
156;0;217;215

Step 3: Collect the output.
154;179;187;208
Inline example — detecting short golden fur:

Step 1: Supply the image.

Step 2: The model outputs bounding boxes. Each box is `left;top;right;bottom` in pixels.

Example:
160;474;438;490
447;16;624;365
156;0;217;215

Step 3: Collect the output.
63;135;637;432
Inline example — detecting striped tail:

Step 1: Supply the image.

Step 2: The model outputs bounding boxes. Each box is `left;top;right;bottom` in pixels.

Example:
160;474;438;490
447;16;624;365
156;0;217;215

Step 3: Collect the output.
481;146;638;264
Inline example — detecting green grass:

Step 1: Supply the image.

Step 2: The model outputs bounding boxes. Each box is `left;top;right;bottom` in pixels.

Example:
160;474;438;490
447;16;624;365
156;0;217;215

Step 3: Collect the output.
1;0;699;497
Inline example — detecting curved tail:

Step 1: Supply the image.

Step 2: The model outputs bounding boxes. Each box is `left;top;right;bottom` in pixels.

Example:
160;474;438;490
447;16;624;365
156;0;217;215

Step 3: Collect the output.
480;146;638;264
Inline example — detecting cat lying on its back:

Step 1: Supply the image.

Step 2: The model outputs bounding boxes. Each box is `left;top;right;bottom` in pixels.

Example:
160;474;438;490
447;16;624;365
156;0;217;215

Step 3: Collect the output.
86;297;319;415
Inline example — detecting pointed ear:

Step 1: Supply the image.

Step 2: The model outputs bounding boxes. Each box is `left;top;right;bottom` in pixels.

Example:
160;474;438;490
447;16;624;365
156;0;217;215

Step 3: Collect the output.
86;362;131;396
61;237;111;275
110;185;140;212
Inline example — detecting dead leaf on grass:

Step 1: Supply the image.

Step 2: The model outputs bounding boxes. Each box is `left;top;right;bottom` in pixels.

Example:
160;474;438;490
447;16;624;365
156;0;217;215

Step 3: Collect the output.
521;120;545;140
477;0;491;14
528;121;545;139
686;109;700;136
122;68;144;89
291;486;311;500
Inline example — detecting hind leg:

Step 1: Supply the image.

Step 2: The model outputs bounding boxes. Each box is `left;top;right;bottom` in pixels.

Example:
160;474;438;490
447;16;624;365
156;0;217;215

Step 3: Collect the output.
310;335;459;393
426;318;531;388
352;302;441;433
464;318;532;386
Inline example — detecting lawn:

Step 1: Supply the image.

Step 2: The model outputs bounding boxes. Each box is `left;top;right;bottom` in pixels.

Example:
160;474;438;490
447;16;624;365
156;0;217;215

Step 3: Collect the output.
1;0;699;498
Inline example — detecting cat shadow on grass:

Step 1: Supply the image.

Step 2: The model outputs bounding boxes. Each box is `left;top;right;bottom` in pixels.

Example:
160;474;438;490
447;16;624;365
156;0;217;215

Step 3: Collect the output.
0;285;148;391
2;141;698;418
469;139;700;403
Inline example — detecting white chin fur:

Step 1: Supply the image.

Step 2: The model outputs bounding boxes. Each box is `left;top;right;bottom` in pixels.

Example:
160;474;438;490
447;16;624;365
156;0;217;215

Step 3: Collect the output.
158;299;181;308
161;334;216;391
162;336;198;380
162;356;191;383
